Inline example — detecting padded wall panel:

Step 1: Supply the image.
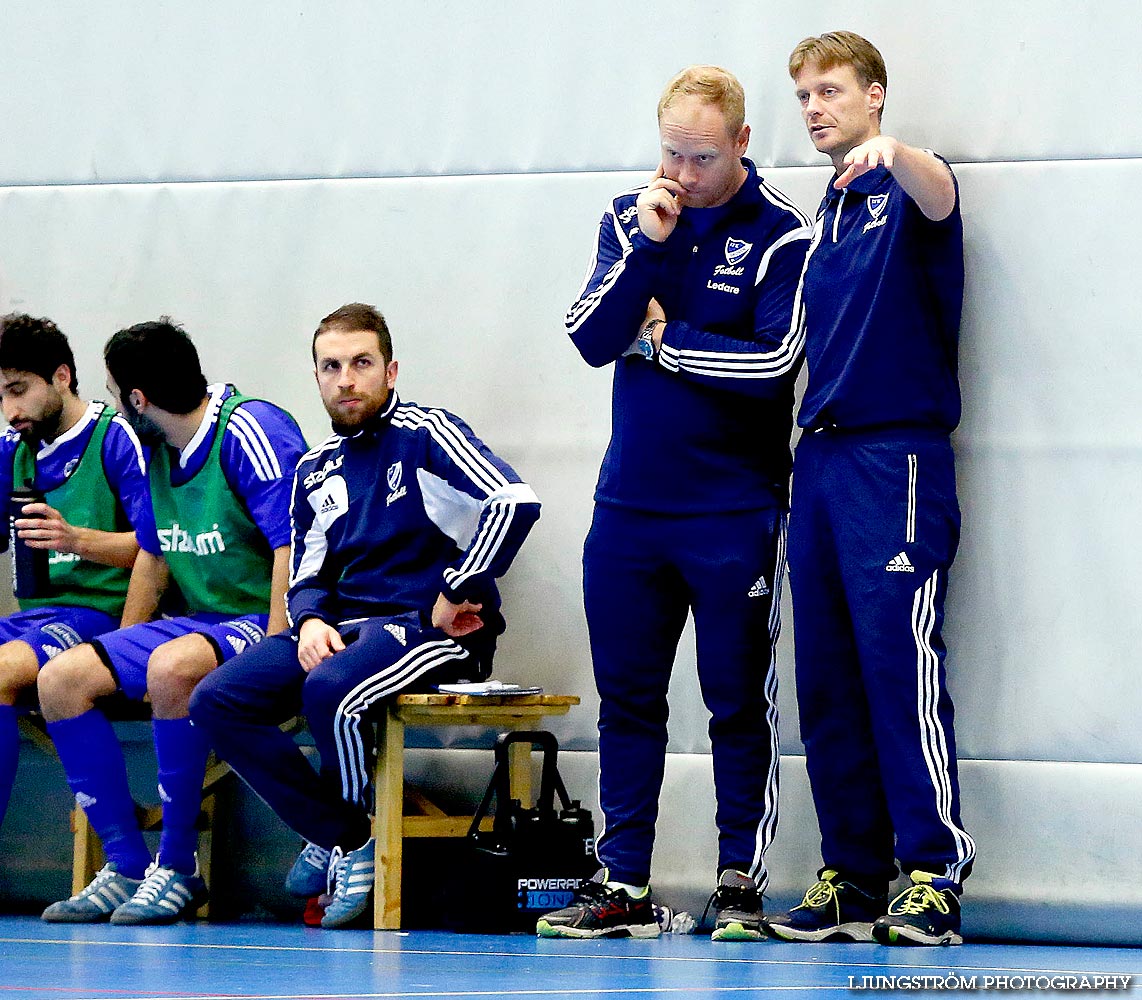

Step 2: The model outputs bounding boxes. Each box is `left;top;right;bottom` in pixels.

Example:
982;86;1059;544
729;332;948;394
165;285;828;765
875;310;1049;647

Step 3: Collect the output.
2;159;1140;765
0;166;821;761
950;159;1142;764
2;1;1139;185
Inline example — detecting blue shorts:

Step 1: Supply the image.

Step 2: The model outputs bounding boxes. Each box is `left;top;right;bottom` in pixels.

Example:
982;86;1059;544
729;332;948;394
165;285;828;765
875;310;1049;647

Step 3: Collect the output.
0;606;119;667
92;614;269;701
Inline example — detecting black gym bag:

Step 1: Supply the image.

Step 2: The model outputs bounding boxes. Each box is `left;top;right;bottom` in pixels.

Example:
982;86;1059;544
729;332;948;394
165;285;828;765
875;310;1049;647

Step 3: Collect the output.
453;730;596;933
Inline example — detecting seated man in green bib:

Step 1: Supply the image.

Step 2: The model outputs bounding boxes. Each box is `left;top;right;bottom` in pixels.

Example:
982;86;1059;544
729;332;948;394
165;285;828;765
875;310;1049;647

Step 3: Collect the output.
36;319;306;926
0;314;151;841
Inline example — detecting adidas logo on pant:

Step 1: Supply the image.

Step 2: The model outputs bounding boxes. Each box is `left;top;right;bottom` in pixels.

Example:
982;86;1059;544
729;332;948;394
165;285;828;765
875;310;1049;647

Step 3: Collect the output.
885;552;915;573
747;575;770;598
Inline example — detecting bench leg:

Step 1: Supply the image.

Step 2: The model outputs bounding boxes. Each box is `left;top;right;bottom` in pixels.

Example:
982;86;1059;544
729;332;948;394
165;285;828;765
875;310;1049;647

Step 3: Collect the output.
373;708;405;929
196;794;216;919
71;806;104;896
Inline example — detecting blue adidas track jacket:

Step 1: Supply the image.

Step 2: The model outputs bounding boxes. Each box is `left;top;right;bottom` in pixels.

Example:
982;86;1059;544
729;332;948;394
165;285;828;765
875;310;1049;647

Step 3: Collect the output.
566;158;813;513
287;393;540;634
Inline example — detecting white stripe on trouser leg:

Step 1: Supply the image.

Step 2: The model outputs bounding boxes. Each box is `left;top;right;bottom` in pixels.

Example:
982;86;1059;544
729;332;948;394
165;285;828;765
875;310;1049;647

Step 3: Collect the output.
749;515;787;891
336;639;470;804
912;571;976;882
333;638;470;805
335;640;470;805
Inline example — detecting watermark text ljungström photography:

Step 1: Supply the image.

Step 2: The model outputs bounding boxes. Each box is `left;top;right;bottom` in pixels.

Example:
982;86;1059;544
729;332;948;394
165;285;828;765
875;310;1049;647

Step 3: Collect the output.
847;973;1134;992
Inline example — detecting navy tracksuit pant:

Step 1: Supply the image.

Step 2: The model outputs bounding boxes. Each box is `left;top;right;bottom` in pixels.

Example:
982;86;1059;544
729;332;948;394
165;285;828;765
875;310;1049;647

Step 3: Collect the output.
788;429;975;890
584;503;785;888
190;616;486;852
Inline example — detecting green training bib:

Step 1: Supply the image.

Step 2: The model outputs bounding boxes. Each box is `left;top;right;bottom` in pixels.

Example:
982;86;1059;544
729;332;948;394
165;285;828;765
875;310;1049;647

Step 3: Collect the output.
148;390;274;616
13;404;133;617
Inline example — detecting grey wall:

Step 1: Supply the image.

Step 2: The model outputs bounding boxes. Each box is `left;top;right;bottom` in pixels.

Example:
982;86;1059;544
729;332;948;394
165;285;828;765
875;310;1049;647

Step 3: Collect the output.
2;0;1141;942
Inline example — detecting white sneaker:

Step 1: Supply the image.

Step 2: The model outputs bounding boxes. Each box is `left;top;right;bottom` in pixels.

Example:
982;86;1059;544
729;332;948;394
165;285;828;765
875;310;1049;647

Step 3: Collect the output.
42;864;142;923
321;839;375;929
110;856;209;925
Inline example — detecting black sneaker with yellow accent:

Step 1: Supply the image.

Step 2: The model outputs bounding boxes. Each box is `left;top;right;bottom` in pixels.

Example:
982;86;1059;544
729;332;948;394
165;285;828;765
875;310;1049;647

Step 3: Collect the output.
709;869;765;942
536;871;660;939
763;869;886;942
872;871;962;946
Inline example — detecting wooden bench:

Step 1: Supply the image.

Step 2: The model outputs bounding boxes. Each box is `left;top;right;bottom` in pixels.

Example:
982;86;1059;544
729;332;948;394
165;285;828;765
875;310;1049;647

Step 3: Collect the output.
372;692;579;929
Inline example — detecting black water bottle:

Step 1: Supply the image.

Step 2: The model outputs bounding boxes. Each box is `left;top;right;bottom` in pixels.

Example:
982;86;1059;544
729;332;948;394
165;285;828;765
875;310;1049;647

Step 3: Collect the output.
558;799;597;872
9;487;50;599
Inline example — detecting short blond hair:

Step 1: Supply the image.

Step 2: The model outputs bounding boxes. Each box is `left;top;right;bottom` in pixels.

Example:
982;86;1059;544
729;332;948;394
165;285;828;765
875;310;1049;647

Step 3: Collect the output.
788;31;887;121
657;65;746;137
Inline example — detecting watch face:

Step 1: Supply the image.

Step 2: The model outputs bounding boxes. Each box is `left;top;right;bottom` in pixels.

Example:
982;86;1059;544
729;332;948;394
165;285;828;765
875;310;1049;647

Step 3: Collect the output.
638;333;654;359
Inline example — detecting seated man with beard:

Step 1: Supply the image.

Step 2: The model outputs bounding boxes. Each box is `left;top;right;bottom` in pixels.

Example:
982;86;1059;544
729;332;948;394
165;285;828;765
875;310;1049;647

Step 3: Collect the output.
191;303;541;928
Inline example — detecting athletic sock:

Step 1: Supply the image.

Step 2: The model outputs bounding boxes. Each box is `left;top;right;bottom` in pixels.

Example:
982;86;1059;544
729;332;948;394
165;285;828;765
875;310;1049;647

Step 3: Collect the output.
607;880;649;898
47;710;151;879
153;717;210;875
0;705;18;828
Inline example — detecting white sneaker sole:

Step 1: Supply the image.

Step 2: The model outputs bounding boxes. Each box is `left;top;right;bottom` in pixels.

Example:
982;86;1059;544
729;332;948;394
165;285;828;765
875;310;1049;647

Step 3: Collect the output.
536;919;661;939
766;920;876;943
873;923;962;946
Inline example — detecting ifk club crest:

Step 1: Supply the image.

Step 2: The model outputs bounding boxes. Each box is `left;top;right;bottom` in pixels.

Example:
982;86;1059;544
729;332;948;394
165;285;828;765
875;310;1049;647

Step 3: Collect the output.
724;237;753;266
867;193;890;220
386;461;407;505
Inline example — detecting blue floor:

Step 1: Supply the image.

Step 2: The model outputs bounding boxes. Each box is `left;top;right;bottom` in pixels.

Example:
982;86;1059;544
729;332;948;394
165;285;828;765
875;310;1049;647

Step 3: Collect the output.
0;917;1138;998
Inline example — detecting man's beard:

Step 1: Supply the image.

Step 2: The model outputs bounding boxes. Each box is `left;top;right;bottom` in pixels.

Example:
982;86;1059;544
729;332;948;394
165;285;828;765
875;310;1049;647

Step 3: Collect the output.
23;395;65;444
326;396;384;435
123;406;166;445
330;412;372;435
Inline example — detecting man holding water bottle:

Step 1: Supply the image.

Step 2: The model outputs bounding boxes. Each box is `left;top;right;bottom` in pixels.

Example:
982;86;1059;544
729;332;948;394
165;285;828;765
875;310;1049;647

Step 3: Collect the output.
0;313;151;836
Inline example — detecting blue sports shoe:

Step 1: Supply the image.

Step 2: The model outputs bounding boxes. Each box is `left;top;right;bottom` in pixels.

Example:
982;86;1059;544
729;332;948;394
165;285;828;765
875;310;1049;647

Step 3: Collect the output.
764;869;887;942
285;841;331;898
321;838;375;929
871;871;963;946
41;864;142;923
110;857;209;925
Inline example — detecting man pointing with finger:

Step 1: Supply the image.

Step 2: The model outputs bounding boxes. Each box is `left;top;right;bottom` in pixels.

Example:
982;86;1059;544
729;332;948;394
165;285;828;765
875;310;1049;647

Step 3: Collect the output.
764;32;975;947
539;66;811;941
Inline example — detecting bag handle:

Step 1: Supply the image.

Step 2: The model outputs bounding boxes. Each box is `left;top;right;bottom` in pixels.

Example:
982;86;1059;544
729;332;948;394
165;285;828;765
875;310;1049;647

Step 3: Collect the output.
467;730;573;839
493;730;569;815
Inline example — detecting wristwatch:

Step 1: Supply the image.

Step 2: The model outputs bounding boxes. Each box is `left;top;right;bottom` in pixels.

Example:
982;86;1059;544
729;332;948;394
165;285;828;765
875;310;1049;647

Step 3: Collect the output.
637;318;664;360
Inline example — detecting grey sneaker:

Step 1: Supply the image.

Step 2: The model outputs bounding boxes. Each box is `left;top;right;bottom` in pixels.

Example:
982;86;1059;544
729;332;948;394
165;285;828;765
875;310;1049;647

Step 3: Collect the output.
110;857;208;925
536;870;661;939
321;839;375;929
285;841;331;898
42;864;143;923
710;869;765;941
